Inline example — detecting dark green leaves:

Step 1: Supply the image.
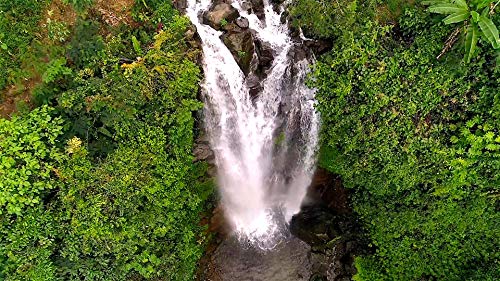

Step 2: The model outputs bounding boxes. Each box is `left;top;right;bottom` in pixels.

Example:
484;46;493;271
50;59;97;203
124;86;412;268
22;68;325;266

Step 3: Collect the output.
1;2;209;281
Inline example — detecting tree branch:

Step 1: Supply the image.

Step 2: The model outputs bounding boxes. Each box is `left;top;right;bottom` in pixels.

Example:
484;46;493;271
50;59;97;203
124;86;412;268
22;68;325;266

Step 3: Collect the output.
437;27;461;60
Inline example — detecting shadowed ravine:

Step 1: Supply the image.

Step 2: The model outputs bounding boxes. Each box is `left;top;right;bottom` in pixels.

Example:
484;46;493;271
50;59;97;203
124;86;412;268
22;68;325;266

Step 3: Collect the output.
186;0;320;249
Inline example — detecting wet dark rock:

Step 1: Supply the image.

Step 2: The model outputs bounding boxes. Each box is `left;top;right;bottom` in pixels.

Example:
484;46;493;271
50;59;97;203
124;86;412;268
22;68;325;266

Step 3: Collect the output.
255;40;274;71
270;0;286;5
172;0;188;14
203;3;240;30
303;168;351;214
246;73;262;99
304;39;334;56
185;24;204;64
241;1;252;12
250;0;265;19
288;45;308;61
193;133;215;163
290;207;339;247
290;206;368;281
280;10;289;24
193;143;213;162
270;0;284;13
222;29;255;75
222;22;243;33
289;25;302;41
289;168;371;281
236;17;249;29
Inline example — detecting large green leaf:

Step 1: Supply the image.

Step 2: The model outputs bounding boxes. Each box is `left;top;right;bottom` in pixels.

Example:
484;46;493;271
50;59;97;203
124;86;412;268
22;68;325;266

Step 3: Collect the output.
428;4;468;14
443;11;470;24
465;23;479;63
453;0;468;9
476;0;493;9
478;16;500;49
481;7;489;17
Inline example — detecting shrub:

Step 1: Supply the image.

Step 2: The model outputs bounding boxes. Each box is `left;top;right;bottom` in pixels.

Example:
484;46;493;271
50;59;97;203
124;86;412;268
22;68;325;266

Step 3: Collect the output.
0;106;64;215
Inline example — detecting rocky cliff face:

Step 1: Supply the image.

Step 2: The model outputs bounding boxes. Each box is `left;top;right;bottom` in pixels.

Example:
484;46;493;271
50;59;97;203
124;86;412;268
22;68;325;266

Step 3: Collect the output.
186;0;331;100
290;169;371;281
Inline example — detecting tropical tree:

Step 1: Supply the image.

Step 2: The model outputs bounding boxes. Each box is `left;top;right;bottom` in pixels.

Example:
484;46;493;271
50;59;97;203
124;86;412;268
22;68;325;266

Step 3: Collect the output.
423;0;500;62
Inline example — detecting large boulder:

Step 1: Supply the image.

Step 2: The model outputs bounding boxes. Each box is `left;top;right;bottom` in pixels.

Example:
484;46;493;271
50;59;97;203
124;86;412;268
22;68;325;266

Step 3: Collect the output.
255;40;274;71
222;30;255;75
303;168;351;214
241;1;252;13
289;168;372;280
288;45;309;62
290;206;369;281
222;23;243;33
203;3;240;30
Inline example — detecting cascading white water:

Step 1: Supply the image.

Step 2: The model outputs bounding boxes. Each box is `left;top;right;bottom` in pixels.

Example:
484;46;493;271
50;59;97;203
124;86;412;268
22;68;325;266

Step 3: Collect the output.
187;0;319;249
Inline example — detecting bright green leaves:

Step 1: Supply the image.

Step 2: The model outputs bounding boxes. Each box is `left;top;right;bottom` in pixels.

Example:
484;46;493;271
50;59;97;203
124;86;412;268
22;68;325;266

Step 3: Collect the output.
0;206;59;281
42;58;72;83
443;10;470;24
289;0;364;39
131;35;143;56
478;15;500;48
0;0;50;90
424;0;469;13
424;0;500;62
455;0;469;8
0;106;64;215
427;3;468;14
471;10;481;21
1;2;209;279
465;24;479;62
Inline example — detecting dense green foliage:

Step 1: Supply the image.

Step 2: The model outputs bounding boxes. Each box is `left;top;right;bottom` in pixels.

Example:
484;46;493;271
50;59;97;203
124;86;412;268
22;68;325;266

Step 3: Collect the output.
0;106;64;215
3;0;499;280
0;0;50;90
424;0;500;62
295;0;500;279
1;1;211;280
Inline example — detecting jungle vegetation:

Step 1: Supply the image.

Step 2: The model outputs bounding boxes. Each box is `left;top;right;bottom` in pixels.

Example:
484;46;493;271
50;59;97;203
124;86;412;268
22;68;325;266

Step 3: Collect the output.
0;0;498;280
291;0;499;279
1;0;213;280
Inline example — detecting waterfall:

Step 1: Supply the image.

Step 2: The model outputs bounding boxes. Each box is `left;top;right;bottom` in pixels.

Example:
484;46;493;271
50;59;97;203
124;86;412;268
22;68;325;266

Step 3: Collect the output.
186;0;319;249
